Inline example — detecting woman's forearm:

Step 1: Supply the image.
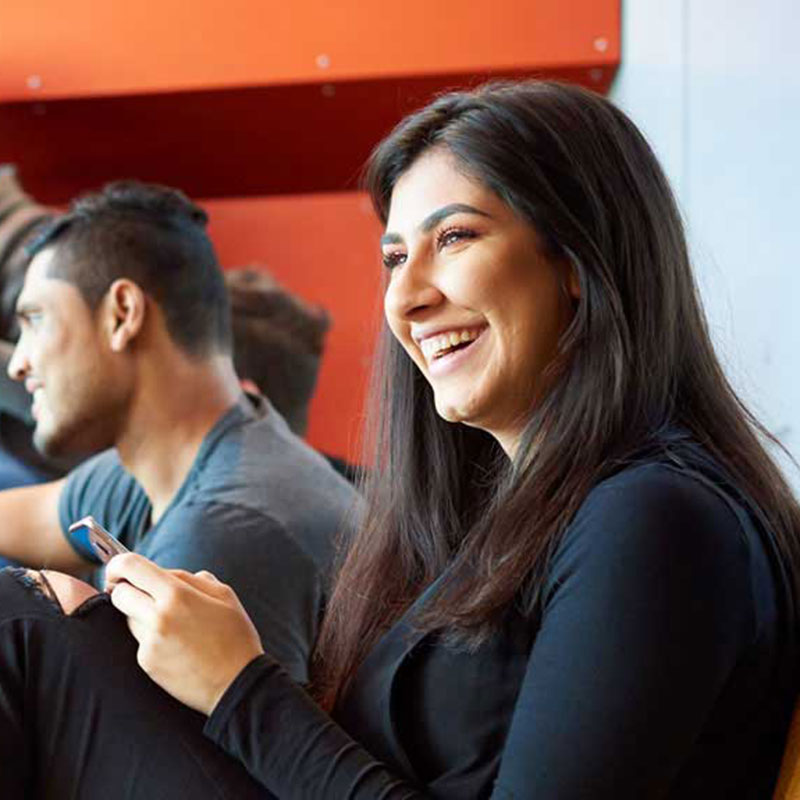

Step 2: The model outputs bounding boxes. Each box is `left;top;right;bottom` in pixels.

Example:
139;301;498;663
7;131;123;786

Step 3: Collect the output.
205;655;426;800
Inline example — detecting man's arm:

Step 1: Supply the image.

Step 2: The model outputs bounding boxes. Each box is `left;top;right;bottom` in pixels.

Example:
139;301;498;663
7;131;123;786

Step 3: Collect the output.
0;479;93;574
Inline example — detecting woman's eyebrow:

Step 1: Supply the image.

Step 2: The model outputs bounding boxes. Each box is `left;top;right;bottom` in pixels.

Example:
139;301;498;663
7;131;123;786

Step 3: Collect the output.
381;203;492;247
380;232;403;247
420;203;491;232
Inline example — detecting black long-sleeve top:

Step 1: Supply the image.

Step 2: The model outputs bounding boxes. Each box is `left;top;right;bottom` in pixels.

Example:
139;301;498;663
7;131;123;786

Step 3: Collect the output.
204;437;799;798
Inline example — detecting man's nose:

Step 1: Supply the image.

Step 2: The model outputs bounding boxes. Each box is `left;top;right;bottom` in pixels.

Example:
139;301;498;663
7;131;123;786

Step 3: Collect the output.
6;339;29;382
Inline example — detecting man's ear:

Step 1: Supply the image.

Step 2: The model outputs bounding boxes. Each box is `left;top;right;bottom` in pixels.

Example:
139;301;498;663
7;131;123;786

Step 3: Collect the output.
239;378;262;396
104;279;146;352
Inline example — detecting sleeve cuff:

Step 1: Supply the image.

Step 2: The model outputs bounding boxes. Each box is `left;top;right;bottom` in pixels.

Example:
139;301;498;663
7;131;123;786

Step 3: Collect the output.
204;653;282;743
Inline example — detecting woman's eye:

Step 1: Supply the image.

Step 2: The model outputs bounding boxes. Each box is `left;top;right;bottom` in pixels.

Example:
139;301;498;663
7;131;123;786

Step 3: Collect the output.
382;251;407;270
436;227;477;250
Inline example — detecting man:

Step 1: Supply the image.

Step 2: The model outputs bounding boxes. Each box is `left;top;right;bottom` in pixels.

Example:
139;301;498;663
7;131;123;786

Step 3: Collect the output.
0;180;357;682
225;267;330;438
226;267;360;482
0;165;69;488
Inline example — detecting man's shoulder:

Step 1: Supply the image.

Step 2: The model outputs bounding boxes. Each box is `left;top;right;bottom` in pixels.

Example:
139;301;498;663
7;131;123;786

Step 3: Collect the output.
147;500;302;560
64;448;143;507
196;403;358;512
182;408;358;576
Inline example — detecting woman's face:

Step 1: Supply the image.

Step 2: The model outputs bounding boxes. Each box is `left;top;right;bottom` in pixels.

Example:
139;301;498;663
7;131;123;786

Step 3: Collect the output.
382;149;578;456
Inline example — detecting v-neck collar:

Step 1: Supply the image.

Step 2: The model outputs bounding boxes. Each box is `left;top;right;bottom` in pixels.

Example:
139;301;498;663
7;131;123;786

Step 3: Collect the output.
140;393;264;534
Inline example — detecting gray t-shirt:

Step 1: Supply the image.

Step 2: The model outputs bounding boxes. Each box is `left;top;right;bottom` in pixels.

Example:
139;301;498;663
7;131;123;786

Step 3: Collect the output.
58;393;359;682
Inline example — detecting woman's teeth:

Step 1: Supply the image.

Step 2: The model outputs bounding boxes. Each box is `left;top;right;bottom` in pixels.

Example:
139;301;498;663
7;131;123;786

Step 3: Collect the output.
420;329;481;361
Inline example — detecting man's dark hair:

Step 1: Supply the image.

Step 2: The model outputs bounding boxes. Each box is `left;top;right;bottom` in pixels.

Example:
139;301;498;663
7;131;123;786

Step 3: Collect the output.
27;180;231;356
226;268;329;435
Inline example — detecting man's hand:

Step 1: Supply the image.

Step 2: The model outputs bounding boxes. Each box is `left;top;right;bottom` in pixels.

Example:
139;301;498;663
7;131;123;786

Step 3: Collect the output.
105;553;264;715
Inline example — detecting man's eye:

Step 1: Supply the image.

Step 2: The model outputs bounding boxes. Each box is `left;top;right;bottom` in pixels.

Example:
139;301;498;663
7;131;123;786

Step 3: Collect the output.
436;227;477;250
382;251;407;270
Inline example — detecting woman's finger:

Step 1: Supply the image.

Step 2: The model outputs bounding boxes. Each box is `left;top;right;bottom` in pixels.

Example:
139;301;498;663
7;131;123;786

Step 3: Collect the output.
170;569;232;599
126;616;150;648
108;578;158;625
104;552;174;599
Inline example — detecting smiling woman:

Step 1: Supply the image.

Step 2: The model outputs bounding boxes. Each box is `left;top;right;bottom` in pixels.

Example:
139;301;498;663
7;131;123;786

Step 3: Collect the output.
3;80;800;799
381;150;578;453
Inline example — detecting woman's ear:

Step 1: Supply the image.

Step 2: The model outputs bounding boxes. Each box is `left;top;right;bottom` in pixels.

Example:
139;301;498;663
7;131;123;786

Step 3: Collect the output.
104;279;146;352
558;252;581;303
566;263;581;301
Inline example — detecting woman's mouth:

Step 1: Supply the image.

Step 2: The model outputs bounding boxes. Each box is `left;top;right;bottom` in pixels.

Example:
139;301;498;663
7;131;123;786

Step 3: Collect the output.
419;326;487;376
420;327;484;360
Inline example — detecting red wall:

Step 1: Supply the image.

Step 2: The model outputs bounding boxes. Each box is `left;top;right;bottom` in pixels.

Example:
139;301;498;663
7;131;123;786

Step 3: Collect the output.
0;0;620;463
204;193;382;462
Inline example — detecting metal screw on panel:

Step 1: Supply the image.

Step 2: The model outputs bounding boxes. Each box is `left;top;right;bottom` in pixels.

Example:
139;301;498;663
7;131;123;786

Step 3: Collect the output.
593;37;609;52
321;83;336;98
27;75;43;90
589;68;604;83
32;103;47;116
316;54;331;69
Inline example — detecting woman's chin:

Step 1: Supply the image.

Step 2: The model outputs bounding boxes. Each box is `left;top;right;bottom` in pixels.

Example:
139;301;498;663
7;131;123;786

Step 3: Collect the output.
434;395;481;427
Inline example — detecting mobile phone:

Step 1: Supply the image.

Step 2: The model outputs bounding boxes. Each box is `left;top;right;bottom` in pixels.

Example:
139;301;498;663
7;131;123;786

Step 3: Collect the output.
68;515;129;564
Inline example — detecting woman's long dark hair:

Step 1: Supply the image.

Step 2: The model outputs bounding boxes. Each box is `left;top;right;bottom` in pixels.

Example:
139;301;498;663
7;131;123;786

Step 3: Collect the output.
313;81;800;708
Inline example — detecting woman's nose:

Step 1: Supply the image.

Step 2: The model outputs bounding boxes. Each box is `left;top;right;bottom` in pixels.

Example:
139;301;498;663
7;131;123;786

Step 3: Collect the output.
384;258;444;322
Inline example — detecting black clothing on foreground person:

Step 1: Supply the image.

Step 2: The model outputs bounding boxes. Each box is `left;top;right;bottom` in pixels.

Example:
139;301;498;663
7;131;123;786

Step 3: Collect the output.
0;568;270;799
205;433;794;798
0;431;792;797
5;81;800;798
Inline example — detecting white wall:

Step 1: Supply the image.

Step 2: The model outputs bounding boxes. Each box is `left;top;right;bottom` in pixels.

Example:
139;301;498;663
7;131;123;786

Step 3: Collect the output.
612;0;800;491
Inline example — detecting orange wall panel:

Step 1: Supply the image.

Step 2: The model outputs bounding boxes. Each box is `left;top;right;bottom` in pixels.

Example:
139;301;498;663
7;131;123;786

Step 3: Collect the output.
0;66;618;206
0;0;619;101
203;192;383;463
0;0;620;463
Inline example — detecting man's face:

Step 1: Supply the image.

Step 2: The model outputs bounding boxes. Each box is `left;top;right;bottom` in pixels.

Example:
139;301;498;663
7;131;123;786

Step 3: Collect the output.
7;247;128;458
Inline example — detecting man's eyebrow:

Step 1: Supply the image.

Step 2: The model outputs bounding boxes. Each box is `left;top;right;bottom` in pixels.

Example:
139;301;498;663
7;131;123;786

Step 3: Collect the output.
380;203;492;247
15;302;39;318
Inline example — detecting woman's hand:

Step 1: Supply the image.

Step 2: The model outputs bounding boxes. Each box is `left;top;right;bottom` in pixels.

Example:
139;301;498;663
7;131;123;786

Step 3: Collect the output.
105;553;264;715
